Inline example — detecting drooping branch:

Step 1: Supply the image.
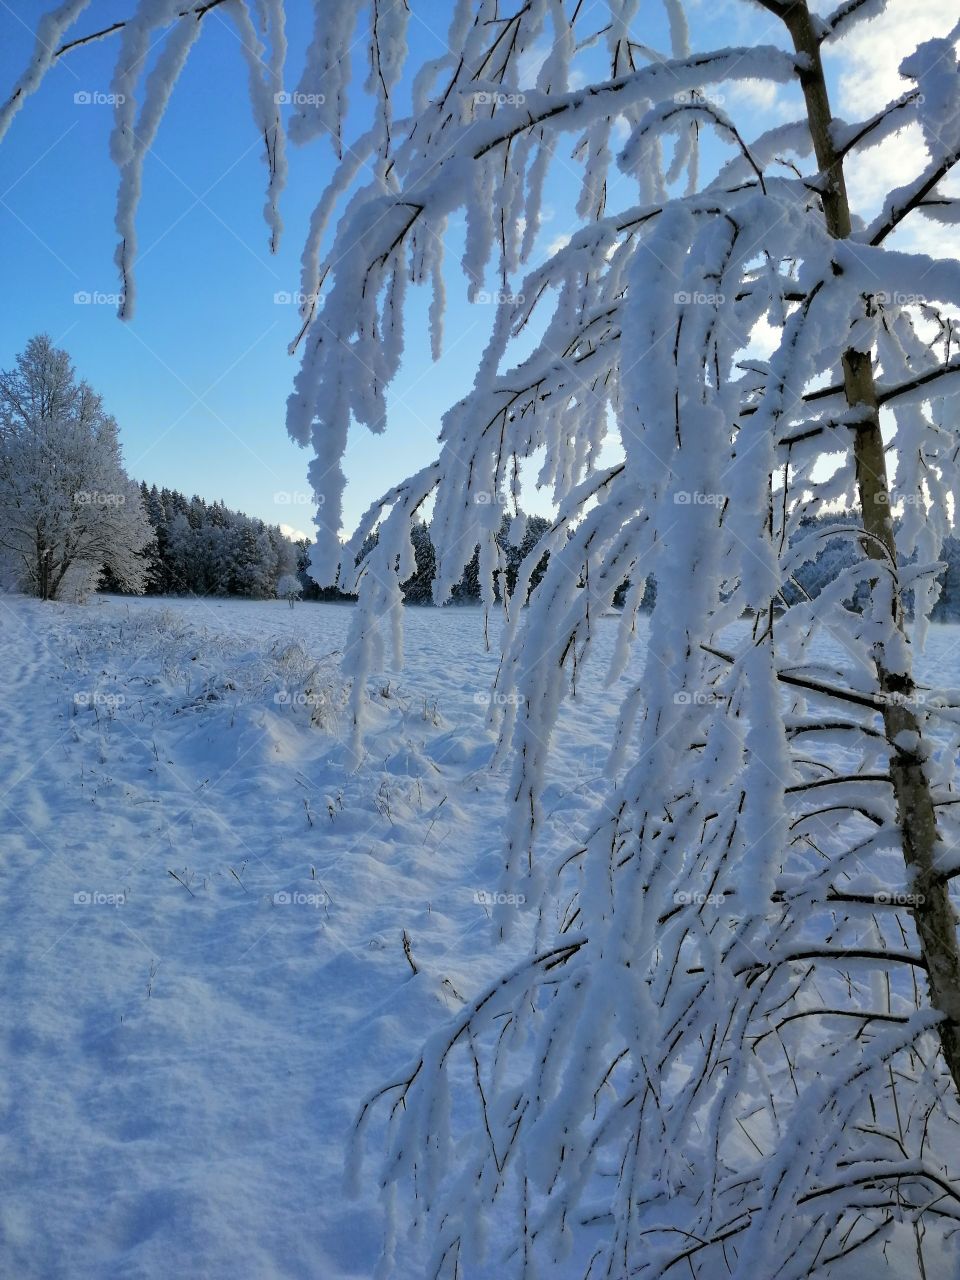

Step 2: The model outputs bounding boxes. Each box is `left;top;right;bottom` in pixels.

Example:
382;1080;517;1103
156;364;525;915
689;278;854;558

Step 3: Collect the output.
53;1;231;58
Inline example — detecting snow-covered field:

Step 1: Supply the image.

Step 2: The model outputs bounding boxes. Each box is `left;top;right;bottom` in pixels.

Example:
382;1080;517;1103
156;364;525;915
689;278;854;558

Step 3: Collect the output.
0;592;639;1280
4;591;960;1279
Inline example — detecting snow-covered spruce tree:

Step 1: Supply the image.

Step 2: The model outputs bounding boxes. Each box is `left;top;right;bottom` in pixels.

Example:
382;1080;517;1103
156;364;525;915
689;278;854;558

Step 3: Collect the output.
7;0;960;1273
0;335;152;600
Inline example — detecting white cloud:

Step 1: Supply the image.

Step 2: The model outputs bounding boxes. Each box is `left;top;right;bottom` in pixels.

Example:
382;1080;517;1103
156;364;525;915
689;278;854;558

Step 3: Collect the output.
279;522;309;542
824;4;959;237
544;232;571;257
733;79;778;110
723;77;795;123
825;0;954;116
886;209;960;265
844;121;925;215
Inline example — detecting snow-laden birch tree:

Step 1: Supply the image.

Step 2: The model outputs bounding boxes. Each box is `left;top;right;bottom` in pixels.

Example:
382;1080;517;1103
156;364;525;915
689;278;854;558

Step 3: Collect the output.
0;335;152;599
7;0;960;1273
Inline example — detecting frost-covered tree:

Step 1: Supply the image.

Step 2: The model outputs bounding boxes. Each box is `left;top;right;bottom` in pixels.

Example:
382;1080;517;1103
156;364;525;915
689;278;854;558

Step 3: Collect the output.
401;520;438;604
505;513;551;599
230;520;273;597
0;335;152;600
8;1;960;1274
276;571;301;607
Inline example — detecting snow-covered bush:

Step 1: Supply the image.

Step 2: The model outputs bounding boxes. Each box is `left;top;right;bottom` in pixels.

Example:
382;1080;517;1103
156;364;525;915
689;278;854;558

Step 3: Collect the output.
71;605;344;731
267;638;343;728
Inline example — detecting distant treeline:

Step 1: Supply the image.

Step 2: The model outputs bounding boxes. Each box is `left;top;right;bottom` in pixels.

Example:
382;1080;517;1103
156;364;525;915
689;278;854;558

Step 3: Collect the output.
124;491;960;618
124;493;554;606
115;484;300;599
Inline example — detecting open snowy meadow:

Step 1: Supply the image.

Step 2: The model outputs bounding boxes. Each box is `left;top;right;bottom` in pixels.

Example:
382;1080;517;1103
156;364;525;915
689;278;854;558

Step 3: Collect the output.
3;590;960;1279
0;592;632;1279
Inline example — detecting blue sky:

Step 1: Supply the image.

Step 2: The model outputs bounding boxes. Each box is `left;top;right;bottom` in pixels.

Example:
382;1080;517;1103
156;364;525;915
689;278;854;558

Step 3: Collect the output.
0;2;952;541
0;3;477;538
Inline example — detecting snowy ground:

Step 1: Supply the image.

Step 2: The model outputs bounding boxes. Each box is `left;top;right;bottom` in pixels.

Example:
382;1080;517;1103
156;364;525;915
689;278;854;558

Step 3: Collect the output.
0;593;633;1280
4;591;960;1279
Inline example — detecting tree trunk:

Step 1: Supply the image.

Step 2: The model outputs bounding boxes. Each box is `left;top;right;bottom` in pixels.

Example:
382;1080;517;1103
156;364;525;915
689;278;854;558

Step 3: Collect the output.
764;0;960;1095
37;536;49;601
